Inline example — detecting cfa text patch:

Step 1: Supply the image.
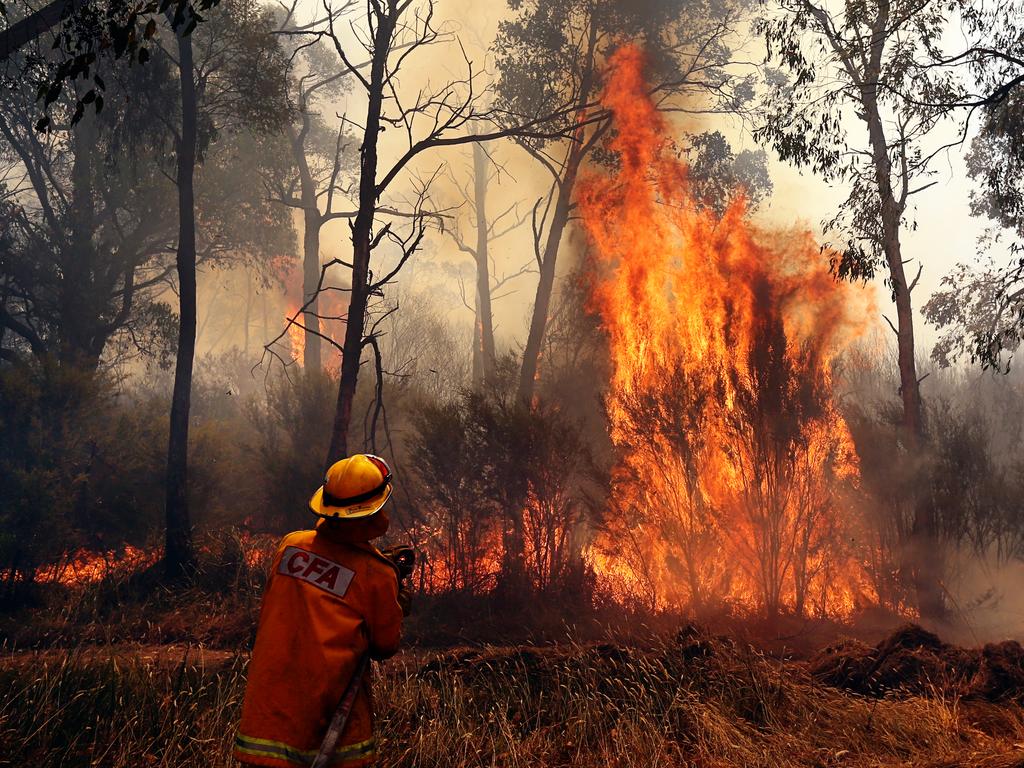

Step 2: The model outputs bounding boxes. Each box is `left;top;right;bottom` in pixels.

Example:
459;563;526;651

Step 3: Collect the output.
278;546;355;598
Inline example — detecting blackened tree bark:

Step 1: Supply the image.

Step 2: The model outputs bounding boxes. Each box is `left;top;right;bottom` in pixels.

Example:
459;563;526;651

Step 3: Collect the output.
324;5;390;464
164;17;198;579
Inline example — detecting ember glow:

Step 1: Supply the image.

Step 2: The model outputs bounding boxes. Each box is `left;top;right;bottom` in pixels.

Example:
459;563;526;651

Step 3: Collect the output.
579;46;875;618
36;535;275;588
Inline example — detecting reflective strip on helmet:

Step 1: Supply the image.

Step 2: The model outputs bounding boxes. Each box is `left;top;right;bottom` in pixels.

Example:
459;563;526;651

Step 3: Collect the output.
234;733;376;765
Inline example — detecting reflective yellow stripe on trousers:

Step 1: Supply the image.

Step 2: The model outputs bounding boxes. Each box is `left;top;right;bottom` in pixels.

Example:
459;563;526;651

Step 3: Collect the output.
235;733;376;765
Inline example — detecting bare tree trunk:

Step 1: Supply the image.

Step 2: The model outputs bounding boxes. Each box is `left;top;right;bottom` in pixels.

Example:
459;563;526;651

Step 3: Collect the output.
516;17;597;404
164;22;198;580
472;288;483;385
472;141;496;385
289;126;323;370
862;82;942;621
516;150;580;403
326;13;392;465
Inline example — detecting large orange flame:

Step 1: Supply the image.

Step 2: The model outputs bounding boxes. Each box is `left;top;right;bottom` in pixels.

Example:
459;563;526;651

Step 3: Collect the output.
579;46;875;618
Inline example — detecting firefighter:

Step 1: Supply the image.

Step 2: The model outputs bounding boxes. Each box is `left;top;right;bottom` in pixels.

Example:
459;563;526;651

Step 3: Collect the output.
234;454;405;768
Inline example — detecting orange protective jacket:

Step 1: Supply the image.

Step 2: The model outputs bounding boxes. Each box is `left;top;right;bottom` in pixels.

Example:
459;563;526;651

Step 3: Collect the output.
235;513;402;768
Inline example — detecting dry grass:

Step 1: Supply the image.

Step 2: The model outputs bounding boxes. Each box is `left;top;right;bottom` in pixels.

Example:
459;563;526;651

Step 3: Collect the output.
1;635;1022;768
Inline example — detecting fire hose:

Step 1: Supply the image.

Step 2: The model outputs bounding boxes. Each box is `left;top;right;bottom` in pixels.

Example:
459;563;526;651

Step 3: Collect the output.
310;651;370;768
310;545;416;768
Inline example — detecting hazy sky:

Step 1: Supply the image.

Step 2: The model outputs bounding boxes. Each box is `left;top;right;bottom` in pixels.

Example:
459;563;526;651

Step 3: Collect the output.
759;121;995;353
300;0;1005;364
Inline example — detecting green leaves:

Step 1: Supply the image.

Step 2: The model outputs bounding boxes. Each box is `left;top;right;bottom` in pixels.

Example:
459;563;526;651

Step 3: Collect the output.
23;0;224;132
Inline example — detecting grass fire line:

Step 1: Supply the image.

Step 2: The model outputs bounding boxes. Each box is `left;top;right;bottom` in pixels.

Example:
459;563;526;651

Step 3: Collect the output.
3;626;1024;767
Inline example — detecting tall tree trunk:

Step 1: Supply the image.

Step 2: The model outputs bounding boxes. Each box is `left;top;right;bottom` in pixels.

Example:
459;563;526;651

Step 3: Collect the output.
61;114;99;370
862;85;942;621
472;141;497;385
164;22;198;580
864;101;923;439
472;288;483;385
516;149;581;403
326;14;392;465
289;126;323;370
516;17;598;404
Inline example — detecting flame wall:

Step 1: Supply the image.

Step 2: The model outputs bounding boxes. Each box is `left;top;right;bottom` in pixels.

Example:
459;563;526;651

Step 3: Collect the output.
579;46;875;618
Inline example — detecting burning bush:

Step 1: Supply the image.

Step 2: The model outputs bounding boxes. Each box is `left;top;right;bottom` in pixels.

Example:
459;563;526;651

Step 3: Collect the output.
0;365;166;603
578;46;872;618
409;386;597;601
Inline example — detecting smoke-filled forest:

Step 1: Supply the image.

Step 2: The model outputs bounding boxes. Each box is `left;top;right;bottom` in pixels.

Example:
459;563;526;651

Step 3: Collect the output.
4;0;1024;766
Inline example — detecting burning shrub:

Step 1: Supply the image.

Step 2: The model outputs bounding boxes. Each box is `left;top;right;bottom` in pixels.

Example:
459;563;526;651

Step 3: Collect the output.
409;387;596;601
0;365;166;603
408;393;501;594
577;46;870;618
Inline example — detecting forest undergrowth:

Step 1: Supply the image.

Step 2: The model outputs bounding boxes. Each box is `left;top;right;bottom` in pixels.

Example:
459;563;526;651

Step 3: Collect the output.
2;629;1024;768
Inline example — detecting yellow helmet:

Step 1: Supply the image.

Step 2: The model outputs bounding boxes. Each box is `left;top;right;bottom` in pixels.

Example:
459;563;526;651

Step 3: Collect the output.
309;454;393;519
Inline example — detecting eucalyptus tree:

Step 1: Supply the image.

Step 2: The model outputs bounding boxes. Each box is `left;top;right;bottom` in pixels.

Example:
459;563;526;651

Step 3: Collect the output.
757;0;959;442
919;1;1024;372
756;0;961;620
0;0;292;581
149;0;290;577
